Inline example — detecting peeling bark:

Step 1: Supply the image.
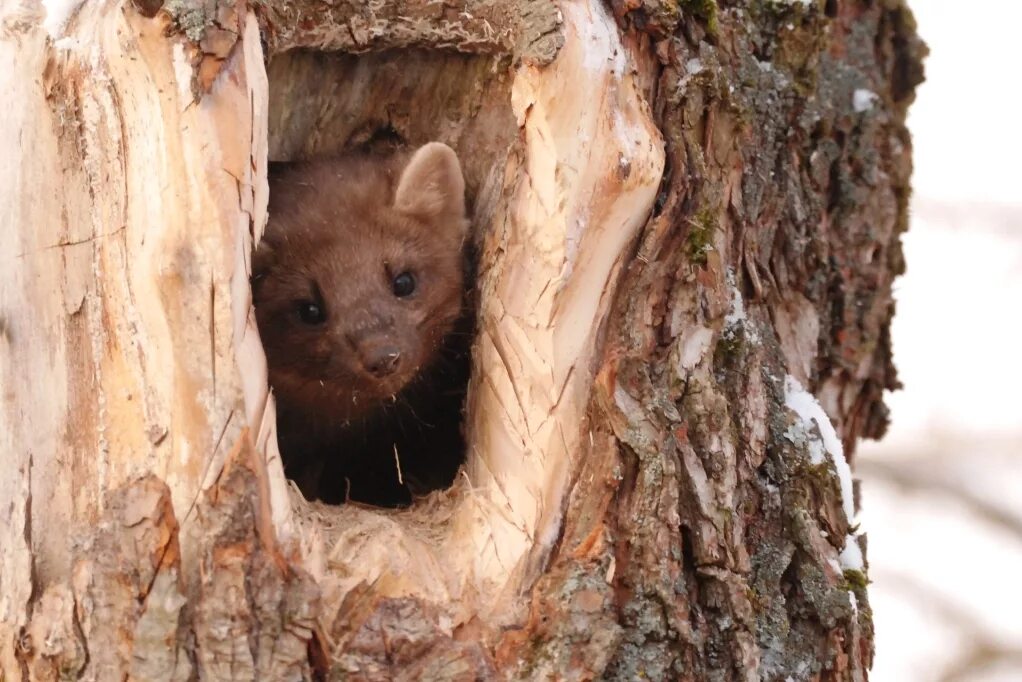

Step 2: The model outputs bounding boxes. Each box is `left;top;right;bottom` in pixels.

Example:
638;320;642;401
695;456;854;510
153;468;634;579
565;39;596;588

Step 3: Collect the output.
251;0;563;64
0;0;923;679
515;2;925;678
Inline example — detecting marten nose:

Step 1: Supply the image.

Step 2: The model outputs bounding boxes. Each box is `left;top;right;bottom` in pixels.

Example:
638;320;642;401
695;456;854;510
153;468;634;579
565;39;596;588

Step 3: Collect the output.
360;345;402;378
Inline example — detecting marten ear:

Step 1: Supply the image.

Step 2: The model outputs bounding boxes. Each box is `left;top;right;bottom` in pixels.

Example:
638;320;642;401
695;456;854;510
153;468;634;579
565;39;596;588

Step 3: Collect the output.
393;143;467;235
250;238;280;299
252;238;277;276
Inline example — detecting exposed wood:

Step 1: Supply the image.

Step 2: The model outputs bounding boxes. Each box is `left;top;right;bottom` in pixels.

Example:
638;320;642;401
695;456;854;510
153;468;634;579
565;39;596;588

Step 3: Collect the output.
0;3;277;676
551;1;925;677
270;0;664;638
0;0;924;678
251;0;563;64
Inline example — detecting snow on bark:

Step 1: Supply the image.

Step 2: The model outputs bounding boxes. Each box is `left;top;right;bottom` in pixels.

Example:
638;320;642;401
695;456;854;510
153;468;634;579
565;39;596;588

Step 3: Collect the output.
0;0;923;678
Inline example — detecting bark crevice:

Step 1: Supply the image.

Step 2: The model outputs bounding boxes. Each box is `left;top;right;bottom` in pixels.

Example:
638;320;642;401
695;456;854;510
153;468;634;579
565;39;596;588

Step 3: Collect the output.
0;0;923;678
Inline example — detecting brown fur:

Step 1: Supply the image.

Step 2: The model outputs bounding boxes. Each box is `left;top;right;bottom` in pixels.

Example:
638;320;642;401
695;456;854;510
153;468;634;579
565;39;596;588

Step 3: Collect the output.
252;143;468;502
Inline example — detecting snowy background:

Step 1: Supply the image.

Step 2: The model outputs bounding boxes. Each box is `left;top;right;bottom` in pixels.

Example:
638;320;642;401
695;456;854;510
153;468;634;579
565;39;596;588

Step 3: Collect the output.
858;1;1022;679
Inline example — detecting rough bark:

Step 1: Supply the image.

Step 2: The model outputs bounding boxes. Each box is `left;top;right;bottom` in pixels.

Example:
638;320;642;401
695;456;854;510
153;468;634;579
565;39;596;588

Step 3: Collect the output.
513;3;925;678
0;0;923;680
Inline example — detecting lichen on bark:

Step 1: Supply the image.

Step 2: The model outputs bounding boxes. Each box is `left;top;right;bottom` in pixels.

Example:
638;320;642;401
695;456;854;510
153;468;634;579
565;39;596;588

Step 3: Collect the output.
530;0;927;678
163;0;563;63
1;0;925;678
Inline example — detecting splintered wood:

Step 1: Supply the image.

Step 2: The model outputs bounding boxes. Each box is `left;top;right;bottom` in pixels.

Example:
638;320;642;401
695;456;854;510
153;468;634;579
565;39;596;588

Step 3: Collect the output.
279;0;663;636
0;0;662;673
1;0;921;674
461;0;664;618
0;4;278;678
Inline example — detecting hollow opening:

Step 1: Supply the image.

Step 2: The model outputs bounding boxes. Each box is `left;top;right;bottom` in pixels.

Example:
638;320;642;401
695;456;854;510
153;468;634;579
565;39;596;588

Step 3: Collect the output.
260;48;516;508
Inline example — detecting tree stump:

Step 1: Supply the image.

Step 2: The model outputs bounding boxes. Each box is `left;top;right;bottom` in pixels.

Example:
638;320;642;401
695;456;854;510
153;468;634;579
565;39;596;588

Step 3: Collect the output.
0;0;924;678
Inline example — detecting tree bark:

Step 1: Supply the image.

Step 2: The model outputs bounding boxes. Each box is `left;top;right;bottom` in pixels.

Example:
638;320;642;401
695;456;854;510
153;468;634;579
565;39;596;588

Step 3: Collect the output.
0;0;924;680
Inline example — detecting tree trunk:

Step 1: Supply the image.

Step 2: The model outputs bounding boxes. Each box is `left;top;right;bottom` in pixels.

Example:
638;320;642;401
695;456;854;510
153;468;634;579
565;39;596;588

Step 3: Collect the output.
0;0;924;679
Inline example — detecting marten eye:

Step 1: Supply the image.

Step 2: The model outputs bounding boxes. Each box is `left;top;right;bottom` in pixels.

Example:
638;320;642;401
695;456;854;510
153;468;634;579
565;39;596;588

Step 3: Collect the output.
296;300;326;325
391;271;416;298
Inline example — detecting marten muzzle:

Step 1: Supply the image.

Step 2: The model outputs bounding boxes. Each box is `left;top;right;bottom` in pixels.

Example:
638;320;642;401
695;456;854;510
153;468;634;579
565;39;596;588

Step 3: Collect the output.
359;342;402;378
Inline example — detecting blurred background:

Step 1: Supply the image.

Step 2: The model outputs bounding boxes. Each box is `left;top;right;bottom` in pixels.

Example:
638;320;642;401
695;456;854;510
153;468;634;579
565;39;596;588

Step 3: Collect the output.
858;1;1022;680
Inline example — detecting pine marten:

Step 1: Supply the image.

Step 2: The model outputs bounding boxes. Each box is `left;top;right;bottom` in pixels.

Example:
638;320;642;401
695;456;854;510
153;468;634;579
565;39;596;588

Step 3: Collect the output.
252;142;471;506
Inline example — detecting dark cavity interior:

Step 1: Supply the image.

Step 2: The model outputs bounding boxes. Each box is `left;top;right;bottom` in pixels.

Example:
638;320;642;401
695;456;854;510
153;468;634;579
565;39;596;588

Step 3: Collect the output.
264;48;516;507
285;299;475;508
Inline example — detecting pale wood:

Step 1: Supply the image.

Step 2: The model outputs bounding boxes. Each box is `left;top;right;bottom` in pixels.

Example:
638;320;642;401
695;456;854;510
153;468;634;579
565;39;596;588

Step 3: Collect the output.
0;0;660;673
0;3;287;677
0;0;924;676
282;0;665;636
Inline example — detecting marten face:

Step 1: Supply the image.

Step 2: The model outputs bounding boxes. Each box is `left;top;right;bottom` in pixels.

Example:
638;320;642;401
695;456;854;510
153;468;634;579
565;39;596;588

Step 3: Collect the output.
252;143;468;422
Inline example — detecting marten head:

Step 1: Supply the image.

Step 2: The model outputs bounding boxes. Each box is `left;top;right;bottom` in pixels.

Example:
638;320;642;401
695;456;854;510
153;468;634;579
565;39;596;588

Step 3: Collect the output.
252;143;468;422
